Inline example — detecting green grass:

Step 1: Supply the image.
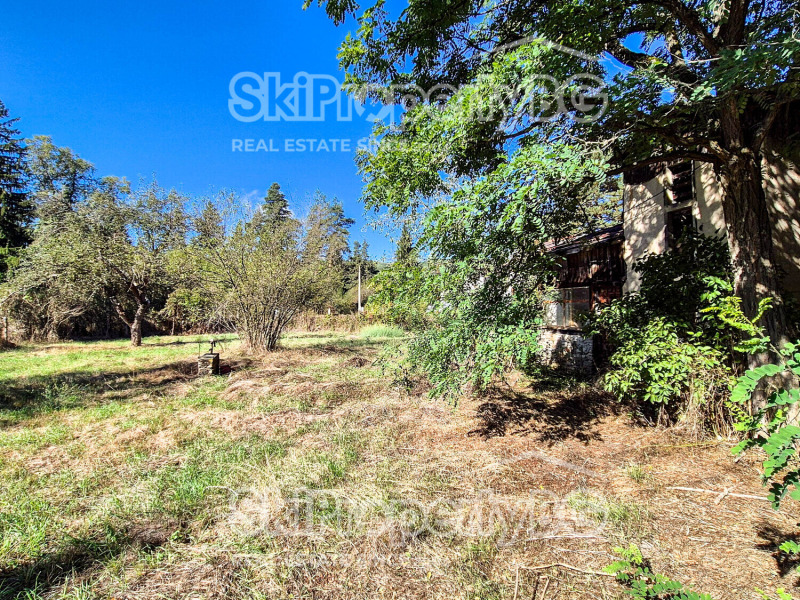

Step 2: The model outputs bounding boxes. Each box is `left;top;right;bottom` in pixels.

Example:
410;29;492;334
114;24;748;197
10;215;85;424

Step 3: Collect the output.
0;330;762;599
624;462;653;483
0;334;238;384
567;490;651;536
0;330;401;596
458;540;503;600
358;325;407;339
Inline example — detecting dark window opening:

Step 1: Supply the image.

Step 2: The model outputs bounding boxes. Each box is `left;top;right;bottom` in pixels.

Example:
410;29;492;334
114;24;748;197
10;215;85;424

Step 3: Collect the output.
668;162;694;205
666;207;694;249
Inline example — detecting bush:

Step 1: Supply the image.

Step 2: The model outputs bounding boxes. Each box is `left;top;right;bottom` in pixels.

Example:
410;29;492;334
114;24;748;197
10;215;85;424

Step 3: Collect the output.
591;232;769;430
603;318;731;419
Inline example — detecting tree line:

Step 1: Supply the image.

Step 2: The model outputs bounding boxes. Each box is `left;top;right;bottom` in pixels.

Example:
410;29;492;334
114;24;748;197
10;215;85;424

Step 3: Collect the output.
0;100;378;349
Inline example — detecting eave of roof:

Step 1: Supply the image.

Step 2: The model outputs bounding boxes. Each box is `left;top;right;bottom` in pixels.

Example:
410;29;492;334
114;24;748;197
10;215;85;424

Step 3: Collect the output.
545;223;624;253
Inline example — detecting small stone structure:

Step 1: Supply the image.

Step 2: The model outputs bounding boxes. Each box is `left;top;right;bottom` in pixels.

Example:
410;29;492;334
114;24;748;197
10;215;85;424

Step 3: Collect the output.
538;329;594;375
198;352;220;376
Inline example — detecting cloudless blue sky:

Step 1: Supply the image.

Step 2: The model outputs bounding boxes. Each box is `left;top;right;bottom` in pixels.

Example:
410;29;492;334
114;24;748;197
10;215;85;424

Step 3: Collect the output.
0;1;398;257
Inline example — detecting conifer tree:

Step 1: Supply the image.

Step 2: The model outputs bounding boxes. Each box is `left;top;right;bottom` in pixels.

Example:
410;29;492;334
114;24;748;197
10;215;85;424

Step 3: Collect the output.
0;100;33;279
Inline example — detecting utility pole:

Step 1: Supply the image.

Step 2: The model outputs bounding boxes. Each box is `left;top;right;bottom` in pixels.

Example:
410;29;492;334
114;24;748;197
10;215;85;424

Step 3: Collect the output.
358;263;362;313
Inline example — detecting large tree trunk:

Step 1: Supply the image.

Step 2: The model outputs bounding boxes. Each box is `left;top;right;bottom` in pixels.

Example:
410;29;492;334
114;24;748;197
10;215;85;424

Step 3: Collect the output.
718;98;789;379
112;297;147;347
130;303;145;346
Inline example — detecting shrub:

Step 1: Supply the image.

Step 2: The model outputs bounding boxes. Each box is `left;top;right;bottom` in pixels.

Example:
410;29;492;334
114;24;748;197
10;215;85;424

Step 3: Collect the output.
732;341;800;509
605;544;714;599
591;232;769;429
603;318;731;409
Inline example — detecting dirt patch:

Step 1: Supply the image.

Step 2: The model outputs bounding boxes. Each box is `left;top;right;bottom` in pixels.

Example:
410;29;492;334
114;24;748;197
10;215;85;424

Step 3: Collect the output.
343;356;370;368
126;518;185;549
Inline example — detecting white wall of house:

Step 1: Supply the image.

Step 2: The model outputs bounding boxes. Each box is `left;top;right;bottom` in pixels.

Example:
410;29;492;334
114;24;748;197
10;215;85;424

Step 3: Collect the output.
694;162;727;236
763;148;800;296
622;172;668;293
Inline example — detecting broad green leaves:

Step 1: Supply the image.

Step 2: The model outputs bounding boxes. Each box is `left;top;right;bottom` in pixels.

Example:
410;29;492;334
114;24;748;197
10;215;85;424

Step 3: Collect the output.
371;140;609;400
732;342;800;509
606;544;716;600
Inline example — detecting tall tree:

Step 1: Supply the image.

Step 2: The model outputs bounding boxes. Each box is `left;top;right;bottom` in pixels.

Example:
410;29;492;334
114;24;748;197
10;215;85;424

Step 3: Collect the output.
2;140;106;340
308;0;800;349
264;182;291;222
0;100;32;280
345;239;378;292
250;182;292;235
395;224;415;265
193;200;225;249
26;135;96;220
304;192;355;267
88;179;188;346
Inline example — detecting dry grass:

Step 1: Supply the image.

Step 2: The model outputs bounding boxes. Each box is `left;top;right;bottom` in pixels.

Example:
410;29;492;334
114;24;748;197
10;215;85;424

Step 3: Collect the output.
0;332;798;599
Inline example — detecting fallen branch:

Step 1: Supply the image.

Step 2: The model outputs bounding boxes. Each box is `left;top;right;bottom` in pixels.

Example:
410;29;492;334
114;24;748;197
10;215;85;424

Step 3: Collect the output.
529;534;603;541
667;486;767;501
512;565;519;600
641;441;725;450
520;563;615;577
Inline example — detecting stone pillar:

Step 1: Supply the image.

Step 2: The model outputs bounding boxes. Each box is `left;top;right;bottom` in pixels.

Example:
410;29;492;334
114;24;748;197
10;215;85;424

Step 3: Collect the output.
198;353;220;376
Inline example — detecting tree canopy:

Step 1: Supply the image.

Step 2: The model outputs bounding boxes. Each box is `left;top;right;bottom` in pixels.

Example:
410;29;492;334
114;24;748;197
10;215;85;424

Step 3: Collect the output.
0;133;364;346
308;0;800;348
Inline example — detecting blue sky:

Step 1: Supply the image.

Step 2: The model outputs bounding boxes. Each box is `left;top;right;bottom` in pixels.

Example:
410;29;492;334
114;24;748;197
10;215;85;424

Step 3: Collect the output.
0;1;397;257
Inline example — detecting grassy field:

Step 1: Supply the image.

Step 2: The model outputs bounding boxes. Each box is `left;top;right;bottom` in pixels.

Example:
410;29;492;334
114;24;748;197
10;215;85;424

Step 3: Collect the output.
0;331;798;599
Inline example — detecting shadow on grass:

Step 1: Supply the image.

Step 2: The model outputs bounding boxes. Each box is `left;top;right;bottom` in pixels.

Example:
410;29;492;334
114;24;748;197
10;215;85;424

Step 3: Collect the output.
0;356;256;427
0;536;123;599
468;381;621;445
0;517;188;599
0;335;386;426
756;522;800;577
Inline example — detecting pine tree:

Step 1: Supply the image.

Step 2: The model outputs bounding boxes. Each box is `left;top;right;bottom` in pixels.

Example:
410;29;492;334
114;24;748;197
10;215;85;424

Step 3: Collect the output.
345;239;378;291
305;192;354;267
264;182;290;221
194;200;224;248
0;100;33;279
250;183;291;235
395;224;415;265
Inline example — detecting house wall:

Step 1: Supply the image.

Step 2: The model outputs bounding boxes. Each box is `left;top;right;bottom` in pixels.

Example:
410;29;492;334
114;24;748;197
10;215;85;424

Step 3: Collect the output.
762;148;800;296
694;162;727;236
623;159;800;297
622;172;668;293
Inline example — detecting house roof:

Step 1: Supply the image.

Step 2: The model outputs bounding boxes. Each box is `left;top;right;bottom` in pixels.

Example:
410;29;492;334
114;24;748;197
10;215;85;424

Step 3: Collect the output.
545;223;624;254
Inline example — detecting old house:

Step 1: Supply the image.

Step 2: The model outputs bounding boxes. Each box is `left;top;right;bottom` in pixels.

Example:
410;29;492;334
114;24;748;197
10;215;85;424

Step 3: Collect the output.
541;153;800;373
623;159;800;296
540;224;625;373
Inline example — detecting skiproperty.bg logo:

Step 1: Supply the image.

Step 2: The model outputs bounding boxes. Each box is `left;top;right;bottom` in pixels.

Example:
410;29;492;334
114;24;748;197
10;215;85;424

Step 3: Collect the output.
228;37;608;126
